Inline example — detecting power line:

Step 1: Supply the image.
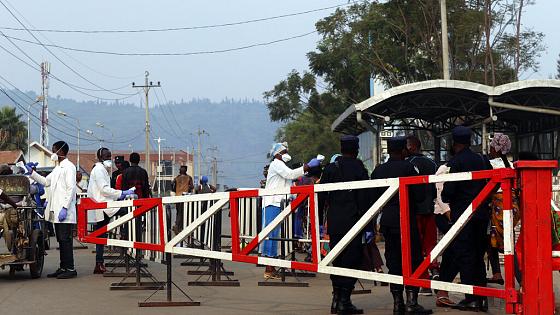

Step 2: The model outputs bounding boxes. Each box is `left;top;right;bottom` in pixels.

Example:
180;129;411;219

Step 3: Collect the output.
1;30;317;56
0;37;139;101
0;76;145;145
0;3;348;34
0;0;137;97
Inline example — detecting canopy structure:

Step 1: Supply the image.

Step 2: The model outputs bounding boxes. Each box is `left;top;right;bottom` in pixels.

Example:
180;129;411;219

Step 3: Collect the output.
331;80;560;165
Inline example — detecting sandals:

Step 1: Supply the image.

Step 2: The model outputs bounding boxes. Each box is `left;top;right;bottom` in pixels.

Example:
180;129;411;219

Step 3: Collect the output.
436;296;456;308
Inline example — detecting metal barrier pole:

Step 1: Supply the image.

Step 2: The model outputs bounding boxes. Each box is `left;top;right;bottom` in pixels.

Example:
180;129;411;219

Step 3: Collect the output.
516;160;558;314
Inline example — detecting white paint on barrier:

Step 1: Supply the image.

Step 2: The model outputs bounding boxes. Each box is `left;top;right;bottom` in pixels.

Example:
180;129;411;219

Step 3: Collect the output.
503;209;514;255
318;266;403;285
173;247;232;261
259;257;291;269
428;172;472;184
430;280;474;295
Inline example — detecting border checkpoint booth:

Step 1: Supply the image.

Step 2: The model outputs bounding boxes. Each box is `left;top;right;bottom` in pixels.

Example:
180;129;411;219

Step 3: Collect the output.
76;79;560;314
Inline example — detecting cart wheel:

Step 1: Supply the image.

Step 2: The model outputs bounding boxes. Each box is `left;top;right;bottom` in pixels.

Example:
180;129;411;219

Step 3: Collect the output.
29;229;44;279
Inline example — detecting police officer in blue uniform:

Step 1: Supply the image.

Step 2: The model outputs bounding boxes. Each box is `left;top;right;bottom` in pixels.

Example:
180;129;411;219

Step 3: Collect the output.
441;126;492;312
319;135;370;315
371;137;432;315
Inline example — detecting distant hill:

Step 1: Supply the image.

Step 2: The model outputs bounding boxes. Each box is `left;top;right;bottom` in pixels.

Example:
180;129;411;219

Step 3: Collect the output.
0;90;281;188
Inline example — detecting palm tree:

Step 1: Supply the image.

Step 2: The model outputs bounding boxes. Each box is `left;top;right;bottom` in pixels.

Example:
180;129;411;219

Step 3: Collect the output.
0;106;27;153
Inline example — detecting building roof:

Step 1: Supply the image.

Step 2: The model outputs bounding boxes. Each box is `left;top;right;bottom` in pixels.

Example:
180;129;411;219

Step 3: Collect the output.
29;141;53;155
332;79;560;136
66;150;193;174
0;150;24;164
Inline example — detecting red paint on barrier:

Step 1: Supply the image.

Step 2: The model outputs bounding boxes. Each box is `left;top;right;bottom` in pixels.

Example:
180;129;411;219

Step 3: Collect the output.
291;261;318;272
232;254;258;264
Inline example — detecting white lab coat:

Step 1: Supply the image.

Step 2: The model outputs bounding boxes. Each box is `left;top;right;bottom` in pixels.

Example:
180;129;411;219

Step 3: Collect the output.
87;162;122;223
262;158;304;208
30;158;77;224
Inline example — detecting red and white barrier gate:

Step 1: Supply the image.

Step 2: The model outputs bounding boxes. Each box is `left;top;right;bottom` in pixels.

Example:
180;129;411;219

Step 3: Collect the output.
77;161;559;314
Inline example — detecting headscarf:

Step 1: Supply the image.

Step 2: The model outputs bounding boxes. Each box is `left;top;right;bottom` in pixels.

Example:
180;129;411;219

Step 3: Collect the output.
490;133;511;155
270;143;287;157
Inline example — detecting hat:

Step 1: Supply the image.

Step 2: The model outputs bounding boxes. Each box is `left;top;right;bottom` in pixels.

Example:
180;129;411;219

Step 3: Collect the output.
340;135;359;153
452;126;472;145
387;137;407;152
270;143;287;156
201;175;208;184
490;133;511;155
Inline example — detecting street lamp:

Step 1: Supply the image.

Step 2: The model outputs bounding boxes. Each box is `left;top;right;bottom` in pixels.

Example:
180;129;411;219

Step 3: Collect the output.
86;129;104;148
27;96;43;162
57;110;81;171
95;122;114;151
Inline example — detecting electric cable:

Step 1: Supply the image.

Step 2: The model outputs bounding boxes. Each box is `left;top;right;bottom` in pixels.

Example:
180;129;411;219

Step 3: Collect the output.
1;30;317;56
0;0;137;97
0;3;348;34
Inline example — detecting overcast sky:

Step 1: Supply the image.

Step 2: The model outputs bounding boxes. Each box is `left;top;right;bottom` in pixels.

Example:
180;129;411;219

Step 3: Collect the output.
0;0;558;103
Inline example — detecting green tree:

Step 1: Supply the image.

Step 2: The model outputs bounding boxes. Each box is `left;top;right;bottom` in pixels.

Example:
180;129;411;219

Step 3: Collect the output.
0;106;27;152
265;1;545;160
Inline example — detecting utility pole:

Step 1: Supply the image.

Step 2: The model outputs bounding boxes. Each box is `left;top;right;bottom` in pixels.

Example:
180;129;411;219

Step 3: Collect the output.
40;61;50;146
440;0;450;80
132;71;160;179
154;137;165;197
208;146;218;188
195;128;209;184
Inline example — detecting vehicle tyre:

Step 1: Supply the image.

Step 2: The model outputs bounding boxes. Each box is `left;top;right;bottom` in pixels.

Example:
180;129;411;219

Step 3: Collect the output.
29;229;45;279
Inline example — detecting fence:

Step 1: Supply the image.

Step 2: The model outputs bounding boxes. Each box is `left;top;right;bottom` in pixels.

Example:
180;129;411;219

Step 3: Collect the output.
77;161;558;314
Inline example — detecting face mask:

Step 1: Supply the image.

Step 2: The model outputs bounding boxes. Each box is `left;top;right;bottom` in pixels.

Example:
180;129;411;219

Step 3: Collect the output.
50;153;59;161
103;160;113;168
281;153;292;163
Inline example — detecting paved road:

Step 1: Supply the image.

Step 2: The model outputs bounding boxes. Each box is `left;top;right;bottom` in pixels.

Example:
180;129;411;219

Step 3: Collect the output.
0;239;517;315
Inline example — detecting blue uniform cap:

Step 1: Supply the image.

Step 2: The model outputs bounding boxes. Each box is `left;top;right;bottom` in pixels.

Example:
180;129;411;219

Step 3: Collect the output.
340;135;359;153
452;126;472;144
201;175;209;184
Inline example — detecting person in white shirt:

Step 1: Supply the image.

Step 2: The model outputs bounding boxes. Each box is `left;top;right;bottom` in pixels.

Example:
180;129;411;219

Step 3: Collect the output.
25;141;78;279
261;142;320;279
88;147;135;274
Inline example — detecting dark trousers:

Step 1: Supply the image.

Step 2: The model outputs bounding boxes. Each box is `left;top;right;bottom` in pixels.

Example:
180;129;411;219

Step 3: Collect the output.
451;218;488;300
175;203;184;232
382;225;423;292
435;214;461;284
329;233;362;289
95;214;110;263
55;223;75;270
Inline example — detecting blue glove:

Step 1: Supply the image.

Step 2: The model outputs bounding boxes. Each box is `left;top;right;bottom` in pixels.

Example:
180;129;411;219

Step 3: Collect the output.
58;207;68;222
307;158;320;168
24;162;38;175
365;231;374;244
118;189;135;200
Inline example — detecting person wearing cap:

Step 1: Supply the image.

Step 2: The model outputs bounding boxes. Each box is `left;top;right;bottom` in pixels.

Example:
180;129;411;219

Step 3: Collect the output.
441;126;492;312
318;135;369;315
371;137;431;315
262;142;320;280
406;135;438;296
111;156;125;188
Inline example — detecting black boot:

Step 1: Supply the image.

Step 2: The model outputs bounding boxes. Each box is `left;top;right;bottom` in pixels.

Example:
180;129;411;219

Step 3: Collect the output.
391;288;405;315
405;288;432;314
336;287;364;314
331;287;340;314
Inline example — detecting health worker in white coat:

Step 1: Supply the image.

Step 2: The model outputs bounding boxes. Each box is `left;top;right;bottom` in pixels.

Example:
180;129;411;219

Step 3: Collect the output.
88;147;134;274
261;142;321;280
25;140;78;279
